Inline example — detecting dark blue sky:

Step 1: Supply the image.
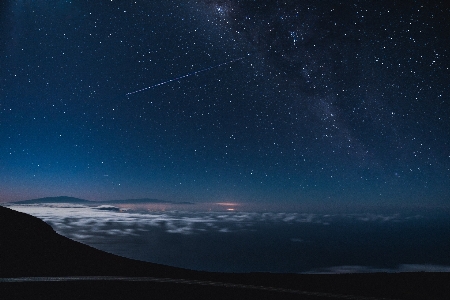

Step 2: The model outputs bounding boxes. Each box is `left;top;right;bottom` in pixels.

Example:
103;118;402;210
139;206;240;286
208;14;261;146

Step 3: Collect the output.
1;0;449;211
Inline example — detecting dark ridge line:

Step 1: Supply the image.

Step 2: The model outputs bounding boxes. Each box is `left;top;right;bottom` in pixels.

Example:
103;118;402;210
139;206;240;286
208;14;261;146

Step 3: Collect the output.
7;196;193;205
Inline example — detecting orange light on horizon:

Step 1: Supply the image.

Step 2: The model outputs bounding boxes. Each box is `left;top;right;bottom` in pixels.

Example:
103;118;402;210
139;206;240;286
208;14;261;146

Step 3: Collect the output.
216;202;240;211
216;202;240;206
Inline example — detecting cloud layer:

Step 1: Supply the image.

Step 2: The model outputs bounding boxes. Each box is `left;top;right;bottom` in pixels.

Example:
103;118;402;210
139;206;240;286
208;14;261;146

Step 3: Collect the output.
6;203;421;237
306;264;450;274
4;203;450;273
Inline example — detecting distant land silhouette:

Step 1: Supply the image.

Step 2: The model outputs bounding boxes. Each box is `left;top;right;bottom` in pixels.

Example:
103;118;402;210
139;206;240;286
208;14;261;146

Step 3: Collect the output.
1;205;449;300
11;196;92;205
10;196;194;206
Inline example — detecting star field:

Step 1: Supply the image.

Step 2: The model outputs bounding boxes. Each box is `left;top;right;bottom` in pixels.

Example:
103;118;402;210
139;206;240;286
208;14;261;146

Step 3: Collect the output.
0;0;449;211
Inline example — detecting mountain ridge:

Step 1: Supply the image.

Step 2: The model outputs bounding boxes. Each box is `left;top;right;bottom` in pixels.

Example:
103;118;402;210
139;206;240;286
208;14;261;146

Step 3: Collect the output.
9;196;193;205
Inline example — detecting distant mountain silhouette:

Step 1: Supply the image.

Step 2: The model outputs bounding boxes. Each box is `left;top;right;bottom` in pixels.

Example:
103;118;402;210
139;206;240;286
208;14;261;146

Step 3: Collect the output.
10;196;194;205
1;205;449;300
12;196;93;205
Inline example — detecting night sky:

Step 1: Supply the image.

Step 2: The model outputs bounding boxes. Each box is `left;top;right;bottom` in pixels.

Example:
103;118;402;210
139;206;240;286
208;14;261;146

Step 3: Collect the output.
1;0;449;211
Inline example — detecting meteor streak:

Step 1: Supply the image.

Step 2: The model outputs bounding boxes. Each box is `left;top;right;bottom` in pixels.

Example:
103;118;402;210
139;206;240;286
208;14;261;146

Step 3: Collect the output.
126;57;244;96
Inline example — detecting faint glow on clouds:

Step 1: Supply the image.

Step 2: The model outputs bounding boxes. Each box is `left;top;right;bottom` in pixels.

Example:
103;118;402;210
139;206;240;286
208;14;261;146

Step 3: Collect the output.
4;203;450;273
6;203;421;238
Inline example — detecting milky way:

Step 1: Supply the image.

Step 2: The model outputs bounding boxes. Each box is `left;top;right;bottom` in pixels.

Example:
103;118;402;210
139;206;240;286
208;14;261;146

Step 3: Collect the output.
203;0;360;94
0;0;448;210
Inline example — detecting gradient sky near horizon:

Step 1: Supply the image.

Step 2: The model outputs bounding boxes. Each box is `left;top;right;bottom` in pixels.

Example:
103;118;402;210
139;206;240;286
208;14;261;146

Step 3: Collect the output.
1;0;449;210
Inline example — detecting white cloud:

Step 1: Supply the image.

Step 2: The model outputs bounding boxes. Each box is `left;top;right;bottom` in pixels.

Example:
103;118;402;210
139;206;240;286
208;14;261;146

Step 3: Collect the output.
4;203;446;274
398;264;450;272
304;264;450;274
4;204;425;240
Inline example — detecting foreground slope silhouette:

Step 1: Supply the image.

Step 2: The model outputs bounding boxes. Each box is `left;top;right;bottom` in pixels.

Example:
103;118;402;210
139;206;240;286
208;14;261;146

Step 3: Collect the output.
1;205;449;300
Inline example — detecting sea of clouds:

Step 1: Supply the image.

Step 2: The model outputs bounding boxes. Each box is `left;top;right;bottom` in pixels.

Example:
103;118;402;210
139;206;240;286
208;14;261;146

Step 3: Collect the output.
5;203;450;273
5;203;423;235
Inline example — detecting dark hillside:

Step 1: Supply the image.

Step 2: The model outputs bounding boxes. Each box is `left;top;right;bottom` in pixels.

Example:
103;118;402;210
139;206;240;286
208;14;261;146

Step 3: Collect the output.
0;205;192;278
1;205;449;300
